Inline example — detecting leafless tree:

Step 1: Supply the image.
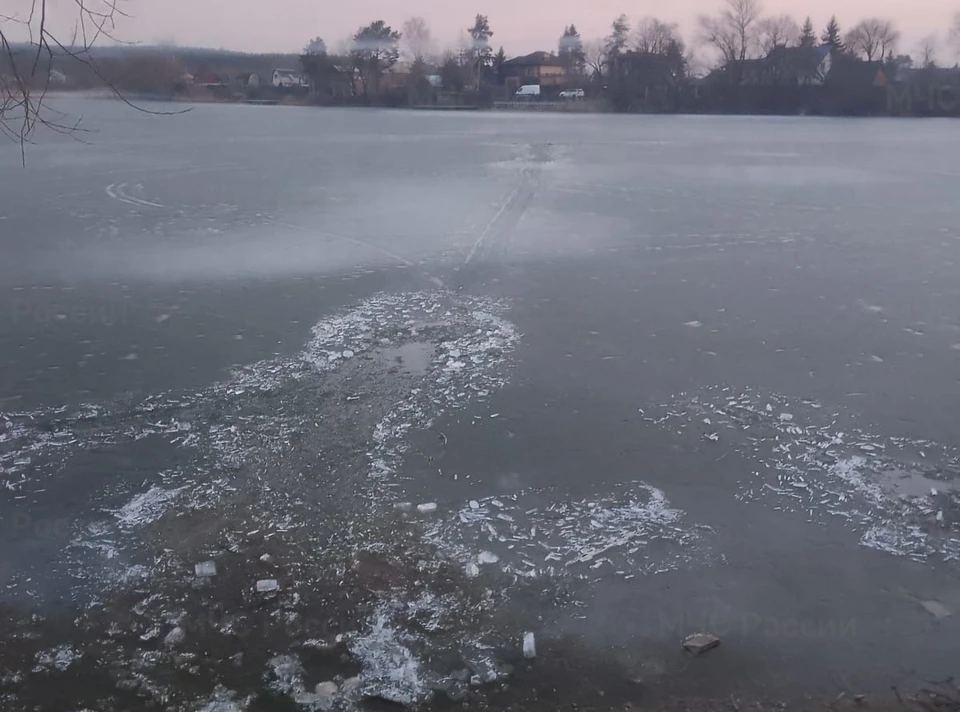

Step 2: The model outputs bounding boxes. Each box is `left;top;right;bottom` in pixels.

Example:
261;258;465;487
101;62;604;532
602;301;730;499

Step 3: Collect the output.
634;17;682;55
917;35;938;68
844;18;899;62
583;39;607;80
875;19;900;61
697;0;763;65
401;17;433;64
757;14;800;53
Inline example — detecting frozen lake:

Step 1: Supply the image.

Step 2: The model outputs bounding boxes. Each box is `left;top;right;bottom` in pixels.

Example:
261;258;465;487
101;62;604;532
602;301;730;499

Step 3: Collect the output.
3;99;960;709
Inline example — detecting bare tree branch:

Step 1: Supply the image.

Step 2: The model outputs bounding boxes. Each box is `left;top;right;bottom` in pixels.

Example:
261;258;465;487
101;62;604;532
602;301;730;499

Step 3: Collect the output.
757;14;800;54
401;17;433;64
917;35;938;68
845;18;899;62
583;39;607;81
697;0;762;66
634;17;681;55
1;0;186;164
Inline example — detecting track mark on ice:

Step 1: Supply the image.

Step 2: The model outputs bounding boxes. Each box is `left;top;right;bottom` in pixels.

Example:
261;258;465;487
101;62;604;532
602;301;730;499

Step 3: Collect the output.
105;182;164;208
462;186;523;268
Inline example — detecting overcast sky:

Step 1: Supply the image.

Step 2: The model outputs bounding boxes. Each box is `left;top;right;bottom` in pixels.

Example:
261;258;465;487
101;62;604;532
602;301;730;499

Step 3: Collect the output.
17;0;960;60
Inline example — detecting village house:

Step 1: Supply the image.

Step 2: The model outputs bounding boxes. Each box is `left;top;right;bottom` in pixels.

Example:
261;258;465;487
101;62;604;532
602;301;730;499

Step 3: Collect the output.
501;51;566;92
728;44;834;86
827;58;887;89
887;66;960;116
272;68;308;89
194;72;226;89
893;65;960;87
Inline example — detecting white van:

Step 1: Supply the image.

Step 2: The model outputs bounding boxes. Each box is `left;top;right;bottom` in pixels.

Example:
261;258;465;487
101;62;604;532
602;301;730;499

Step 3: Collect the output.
515;85;541;97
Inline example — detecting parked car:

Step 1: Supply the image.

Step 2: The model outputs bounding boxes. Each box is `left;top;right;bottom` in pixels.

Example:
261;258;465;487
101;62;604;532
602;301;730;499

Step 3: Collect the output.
515;85;541;97
559;88;585;99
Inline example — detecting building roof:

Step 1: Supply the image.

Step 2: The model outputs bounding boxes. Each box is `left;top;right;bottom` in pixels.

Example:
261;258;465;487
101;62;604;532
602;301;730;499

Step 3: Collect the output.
194;72;225;86
503;51;562;68
764;44;831;75
895;66;960;84
828;58;885;86
620;51;681;78
713;44;832;85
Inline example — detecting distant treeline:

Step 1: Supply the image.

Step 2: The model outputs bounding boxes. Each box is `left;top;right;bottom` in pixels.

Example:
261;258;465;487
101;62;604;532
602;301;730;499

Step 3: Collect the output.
4;0;959;118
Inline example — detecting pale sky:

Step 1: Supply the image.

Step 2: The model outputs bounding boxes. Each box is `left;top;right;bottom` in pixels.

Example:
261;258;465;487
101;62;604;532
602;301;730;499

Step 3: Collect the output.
14;0;960;60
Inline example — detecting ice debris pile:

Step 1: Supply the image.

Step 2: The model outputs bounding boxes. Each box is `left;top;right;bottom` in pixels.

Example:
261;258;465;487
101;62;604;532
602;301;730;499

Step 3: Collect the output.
1;290;520;598
423;483;715;582
652;387;960;562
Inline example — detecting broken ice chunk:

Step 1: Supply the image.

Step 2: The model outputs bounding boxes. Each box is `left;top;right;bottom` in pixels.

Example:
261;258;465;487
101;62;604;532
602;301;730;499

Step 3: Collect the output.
466;562;480;578
256;579;279;593
140;626;160;642
315;680;339;706
164;627;186;648
417;502;438;515
477;551;499;565
195;561;217;577
683;632;720;654
523;632;536;659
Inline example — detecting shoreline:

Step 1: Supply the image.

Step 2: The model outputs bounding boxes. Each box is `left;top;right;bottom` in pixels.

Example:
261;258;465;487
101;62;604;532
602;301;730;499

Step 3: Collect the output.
38;90;951;119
